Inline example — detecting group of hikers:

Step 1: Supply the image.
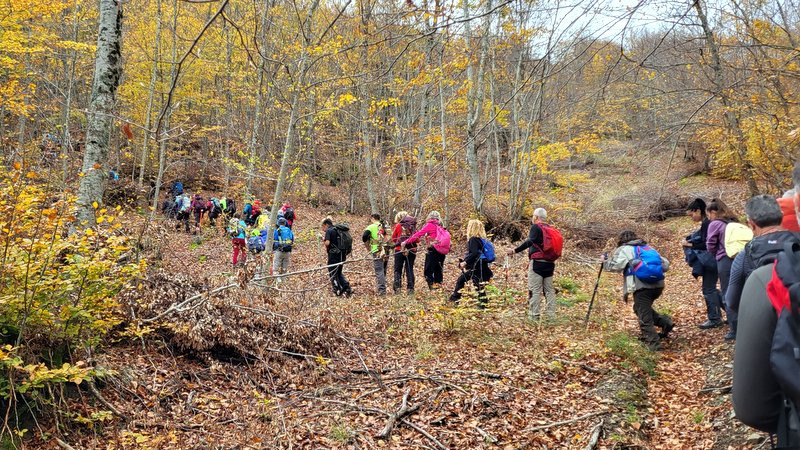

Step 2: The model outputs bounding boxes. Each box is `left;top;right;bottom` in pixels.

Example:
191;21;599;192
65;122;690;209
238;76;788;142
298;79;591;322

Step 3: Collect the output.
597;163;800;447
317;208;565;319
160;181;297;277
159;167;800;447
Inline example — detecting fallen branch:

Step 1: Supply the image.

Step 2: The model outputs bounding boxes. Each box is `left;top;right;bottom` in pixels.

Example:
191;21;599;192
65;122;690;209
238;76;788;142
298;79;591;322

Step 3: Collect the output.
699;385;732;394
375;389;419;439
56;438;76;450
400;418;448;450
523;411;606;433
88;380;129;421
583;419;603;450
442;368;504;379
476;425;498;444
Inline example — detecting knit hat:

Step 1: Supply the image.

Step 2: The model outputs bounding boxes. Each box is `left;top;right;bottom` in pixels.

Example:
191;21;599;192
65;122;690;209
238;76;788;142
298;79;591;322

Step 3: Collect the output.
278;217;287;226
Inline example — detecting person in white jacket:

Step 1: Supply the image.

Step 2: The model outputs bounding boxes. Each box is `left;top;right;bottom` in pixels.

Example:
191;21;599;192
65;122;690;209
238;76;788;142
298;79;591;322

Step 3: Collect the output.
604;230;674;350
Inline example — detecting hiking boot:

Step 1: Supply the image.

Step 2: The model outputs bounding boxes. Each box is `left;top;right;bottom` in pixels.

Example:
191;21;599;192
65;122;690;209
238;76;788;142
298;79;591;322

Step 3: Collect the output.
659;321;675;339
723;331;736;341
344;289;354;298
647;341;663;351
698;320;723;330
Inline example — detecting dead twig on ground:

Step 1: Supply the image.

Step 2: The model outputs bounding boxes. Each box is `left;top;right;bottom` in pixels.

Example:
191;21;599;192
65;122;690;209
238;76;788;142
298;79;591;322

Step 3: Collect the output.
476;425;499;444
583;419;603;450
88;380;129;421
698;385;732;394
523;411;607;433
375;388;419;439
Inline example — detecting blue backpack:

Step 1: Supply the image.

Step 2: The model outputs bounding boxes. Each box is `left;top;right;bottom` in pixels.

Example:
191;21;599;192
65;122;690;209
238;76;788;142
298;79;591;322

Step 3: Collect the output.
480;238;496;263
627;245;665;283
243;203;253;216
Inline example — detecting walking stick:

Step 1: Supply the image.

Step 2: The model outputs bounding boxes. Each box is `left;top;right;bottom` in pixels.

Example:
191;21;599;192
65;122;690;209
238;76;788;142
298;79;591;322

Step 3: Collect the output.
583;262;605;326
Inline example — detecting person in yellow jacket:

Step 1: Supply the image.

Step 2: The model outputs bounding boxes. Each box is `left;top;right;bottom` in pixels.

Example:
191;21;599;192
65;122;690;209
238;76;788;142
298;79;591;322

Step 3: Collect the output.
362;214;387;296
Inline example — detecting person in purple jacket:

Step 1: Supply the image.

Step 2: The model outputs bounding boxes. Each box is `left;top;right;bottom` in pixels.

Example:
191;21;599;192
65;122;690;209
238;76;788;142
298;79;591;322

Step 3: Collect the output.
705;198;740;304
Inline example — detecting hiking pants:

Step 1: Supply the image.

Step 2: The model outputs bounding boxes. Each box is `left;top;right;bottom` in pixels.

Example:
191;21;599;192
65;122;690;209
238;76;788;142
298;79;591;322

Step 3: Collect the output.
423;248;446;289
193;210;204;229
393;251;416;293
450;263;492;305
701;264;724;322
528;265;556;319
177;211;190;233
327;253;351;296
273;251;291;280
371;252;387;296
633;287;669;349
717;256;733;299
232;238;246;265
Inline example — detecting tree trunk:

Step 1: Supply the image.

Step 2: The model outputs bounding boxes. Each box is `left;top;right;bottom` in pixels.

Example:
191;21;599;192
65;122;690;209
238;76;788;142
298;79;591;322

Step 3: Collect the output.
463;0;492;214
138;0;162;190
75;0;123;227
61;2;80;182
265;0;320;253
693;0;758;195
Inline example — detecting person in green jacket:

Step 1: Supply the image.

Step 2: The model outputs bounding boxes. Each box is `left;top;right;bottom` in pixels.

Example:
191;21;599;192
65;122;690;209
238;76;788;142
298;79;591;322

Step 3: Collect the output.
362;213;387;296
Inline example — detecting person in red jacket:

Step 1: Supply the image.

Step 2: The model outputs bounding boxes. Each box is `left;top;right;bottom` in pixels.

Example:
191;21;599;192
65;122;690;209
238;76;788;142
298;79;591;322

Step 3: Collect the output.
778;162;800;232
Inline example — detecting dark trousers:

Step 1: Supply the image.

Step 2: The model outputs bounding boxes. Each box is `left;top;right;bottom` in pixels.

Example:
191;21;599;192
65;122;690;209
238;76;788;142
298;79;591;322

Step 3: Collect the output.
633;287;670;347
718;255;735;333
327;253;351;296
193;210;204;228
176;211;190;232
450;263;492;304
393;251;416;293
423;248;446;289
701;264;723;322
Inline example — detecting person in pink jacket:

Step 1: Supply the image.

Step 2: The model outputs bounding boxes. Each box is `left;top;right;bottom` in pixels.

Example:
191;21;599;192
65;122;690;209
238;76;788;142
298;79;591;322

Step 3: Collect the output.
402;211;448;290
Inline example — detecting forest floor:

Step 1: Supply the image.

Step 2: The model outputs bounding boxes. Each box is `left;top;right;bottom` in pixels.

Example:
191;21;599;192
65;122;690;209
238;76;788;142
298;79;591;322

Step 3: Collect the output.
44;145;769;449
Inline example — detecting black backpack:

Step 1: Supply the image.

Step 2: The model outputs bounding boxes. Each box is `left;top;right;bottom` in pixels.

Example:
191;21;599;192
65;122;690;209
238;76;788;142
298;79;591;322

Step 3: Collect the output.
742;231;800;281
284;207;295;222
334;224;352;256
768;242;800;448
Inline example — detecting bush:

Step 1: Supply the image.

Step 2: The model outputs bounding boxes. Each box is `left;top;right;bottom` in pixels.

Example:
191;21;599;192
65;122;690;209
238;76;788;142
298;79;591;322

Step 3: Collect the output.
0;164;143;436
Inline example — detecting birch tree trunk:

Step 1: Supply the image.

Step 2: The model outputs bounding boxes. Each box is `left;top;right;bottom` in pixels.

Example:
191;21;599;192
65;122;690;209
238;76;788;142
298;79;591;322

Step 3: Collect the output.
61;2;80;182
75;0;123;227
138;0;162;190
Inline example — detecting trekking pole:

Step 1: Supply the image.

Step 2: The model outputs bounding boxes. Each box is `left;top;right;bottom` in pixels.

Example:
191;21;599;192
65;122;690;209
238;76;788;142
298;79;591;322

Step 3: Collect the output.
583;260;605;327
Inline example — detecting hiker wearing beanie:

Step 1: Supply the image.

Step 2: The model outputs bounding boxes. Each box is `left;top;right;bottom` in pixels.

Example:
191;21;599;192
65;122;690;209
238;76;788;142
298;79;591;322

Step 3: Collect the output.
402;211;450;290
507;208;562;321
605;231;673;351
682;198;725;330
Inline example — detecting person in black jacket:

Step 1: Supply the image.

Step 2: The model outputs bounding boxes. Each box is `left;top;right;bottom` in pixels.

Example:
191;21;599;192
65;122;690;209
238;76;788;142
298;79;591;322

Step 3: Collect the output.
682;198;725;329
507;207;557;320
449;219;493;305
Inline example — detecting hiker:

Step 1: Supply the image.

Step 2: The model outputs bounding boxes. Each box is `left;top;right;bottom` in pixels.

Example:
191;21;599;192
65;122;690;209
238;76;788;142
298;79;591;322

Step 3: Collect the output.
778;165;799;232
507;208;563;321
450;219;494;305
280;202;296;229
322;217;353;297
682;198;725;330
604;231;673;351
705;198;740;301
392;211;417;294
175;193;191;233
726;195;799;341
273;218;294;282
161;196;177;219
402;211;450;290
190;194;207;231
227;214;247;266
221;197;237;220
207;197;222;226
362;214;388;296
244;201;262;227
732;168;800;443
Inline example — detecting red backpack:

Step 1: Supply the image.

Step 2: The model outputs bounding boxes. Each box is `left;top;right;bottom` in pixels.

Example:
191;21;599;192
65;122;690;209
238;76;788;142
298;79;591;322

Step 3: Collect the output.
531;224;563;261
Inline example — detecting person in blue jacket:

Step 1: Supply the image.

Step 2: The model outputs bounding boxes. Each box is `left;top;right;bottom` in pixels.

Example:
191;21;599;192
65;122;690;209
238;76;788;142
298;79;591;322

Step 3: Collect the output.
273;218;294;281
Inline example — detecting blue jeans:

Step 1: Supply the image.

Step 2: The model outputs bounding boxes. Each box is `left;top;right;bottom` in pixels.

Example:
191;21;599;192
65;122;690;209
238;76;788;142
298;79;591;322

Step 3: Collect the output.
701;264;723;322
